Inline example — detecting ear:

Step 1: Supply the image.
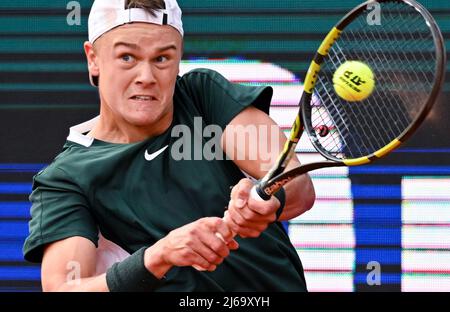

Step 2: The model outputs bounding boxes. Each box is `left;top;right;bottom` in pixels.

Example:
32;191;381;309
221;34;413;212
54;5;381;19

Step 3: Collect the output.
84;41;100;85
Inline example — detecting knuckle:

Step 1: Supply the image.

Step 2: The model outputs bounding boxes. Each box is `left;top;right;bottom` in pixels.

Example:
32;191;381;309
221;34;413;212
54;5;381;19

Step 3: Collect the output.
208;265;217;272
221;248;230;258
249;230;261;238
214;256;224;265
208;254;221;264
187;228;197;237
212;217;222;228
185;239;195;248
180;249;192;259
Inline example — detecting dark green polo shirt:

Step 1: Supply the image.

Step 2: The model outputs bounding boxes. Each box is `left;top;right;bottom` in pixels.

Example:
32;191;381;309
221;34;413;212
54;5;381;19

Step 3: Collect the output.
23;69;307;291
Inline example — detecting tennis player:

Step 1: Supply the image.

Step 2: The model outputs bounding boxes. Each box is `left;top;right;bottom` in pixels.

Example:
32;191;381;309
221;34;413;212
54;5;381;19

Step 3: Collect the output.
23;0;315;291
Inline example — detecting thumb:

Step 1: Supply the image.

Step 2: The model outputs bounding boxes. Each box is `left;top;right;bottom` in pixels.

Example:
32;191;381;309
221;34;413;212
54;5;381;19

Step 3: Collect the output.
234;179;253;208
247;189;280;215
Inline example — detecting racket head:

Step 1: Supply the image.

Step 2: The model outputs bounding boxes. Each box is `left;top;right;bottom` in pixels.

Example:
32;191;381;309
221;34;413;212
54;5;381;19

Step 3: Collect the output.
301;0;446;166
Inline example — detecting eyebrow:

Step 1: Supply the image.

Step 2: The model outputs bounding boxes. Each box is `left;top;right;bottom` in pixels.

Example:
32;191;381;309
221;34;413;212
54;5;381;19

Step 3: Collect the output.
113;42;177;53
113;42;139;50
156;44;177;53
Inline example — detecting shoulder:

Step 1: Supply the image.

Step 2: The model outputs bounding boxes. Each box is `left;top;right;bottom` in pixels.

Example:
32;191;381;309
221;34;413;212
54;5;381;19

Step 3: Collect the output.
177;68;232;90
175;68;273;122
180;67;224;80
33;142;89;188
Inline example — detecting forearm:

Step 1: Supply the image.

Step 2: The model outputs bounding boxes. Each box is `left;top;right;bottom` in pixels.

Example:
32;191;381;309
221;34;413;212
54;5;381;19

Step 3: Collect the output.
221;106;316;221
45;246;168;292
47;273;109;292
277;173;315;221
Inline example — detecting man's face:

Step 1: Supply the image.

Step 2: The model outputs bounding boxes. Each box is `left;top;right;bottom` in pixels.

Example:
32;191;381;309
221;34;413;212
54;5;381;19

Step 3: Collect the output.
89;23;182;128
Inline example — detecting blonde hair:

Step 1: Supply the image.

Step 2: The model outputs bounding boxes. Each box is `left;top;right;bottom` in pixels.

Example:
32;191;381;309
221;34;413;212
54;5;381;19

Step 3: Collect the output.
125;0;166;16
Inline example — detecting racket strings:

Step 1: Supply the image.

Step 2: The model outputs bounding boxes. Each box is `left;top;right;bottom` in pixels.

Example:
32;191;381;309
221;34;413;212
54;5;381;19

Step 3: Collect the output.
382;8;435;89
310;1;437;160
315;50;374;158
353;6;435;125
314;38;397;158
315;53;355;153
315;76;357;156
357;19;415;137
316;44;383;158
344;6;427;147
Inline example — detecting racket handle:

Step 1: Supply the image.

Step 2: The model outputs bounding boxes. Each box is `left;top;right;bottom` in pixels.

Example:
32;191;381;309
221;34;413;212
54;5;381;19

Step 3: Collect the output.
250;185;265;201
250;184;271;201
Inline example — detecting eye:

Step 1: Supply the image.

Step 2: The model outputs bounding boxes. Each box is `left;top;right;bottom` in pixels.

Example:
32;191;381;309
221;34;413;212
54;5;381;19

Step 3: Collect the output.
155;55;168;63
120;54;135;63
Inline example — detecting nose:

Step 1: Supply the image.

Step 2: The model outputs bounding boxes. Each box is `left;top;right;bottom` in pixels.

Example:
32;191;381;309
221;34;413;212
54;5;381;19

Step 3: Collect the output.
135;63;156;86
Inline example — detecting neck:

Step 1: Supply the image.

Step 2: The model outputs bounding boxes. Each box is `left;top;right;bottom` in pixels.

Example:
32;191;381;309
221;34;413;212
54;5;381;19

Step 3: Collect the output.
88;105;173;144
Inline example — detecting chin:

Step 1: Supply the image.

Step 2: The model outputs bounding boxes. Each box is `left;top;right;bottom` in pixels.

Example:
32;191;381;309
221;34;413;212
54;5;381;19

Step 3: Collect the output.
126;114;159;127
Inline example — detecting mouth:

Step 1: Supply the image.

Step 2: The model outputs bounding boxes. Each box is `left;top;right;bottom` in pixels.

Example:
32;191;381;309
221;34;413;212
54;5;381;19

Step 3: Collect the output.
129;95;157;102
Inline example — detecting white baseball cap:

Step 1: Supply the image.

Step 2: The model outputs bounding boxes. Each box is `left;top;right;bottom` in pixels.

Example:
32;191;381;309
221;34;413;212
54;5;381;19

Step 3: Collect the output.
88;0;183;43
87;0;183;86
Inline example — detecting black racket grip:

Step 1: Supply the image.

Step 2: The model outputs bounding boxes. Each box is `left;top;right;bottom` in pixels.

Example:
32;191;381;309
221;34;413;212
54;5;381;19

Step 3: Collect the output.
252;184;272;201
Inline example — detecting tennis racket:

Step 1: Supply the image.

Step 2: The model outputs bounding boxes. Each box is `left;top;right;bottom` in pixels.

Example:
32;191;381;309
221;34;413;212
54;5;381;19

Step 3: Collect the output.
196;0;446;271
245;0;447;201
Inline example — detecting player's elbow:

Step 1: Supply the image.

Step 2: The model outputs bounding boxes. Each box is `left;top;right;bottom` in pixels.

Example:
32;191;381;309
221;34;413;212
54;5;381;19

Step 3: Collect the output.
302;176;316;212
41;274;66;292
284;175;315;220
294;174;315;213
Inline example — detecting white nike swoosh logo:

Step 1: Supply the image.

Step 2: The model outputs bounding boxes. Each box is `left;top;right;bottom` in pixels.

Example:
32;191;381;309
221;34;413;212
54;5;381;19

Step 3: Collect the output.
144;145;169;161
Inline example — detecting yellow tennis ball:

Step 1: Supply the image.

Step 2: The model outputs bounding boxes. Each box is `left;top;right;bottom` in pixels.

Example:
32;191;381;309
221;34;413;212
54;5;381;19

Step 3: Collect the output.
333;61;375;102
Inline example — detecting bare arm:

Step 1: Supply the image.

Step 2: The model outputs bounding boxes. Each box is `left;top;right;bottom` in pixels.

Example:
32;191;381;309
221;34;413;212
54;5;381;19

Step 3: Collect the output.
221;106;316;220
41;236;108;292
41;218;239;292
